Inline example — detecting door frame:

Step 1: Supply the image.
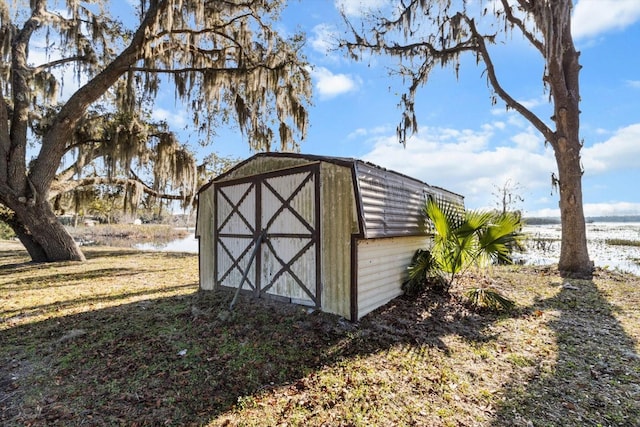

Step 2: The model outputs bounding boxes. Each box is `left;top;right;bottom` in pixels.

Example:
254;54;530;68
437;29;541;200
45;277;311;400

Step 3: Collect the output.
213;163;322;306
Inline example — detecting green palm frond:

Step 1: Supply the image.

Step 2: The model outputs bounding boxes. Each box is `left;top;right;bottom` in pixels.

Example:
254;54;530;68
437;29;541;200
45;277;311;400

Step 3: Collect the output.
425;198;452;240
465;287;516;312
458;209;492;236
406;249;435;283
424;197;523;288
478;212;523;264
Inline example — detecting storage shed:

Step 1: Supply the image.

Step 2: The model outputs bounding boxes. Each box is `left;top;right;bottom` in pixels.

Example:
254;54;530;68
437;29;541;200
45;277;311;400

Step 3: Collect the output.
196;153;464;321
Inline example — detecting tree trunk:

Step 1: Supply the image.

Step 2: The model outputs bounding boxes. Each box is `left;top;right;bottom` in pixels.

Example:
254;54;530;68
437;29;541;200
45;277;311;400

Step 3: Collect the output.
554;140;592;278
3;213;48;262
552;104;592;278
8;201;85;262
547;3;592;279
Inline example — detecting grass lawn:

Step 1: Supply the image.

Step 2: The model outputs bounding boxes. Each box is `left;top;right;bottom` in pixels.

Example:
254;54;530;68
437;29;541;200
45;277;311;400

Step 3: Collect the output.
1;240;639;426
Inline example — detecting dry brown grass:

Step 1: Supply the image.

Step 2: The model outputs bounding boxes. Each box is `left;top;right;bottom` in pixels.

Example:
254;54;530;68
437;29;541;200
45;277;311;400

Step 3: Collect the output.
1;241;639;426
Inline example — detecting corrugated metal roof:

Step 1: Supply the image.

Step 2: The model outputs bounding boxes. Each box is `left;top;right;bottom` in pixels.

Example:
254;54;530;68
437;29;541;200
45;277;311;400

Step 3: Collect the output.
355;162;428;238
199;152;464;239
352;158;464;239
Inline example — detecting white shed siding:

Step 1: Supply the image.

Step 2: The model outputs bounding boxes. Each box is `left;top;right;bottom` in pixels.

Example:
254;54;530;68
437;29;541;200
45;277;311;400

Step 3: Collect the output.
217;182;255;235
356;235;432;319
319;162;359;318
215;181;259;291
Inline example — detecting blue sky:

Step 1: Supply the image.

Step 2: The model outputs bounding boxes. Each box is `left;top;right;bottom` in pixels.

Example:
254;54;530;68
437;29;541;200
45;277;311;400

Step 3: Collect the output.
144;1;640;217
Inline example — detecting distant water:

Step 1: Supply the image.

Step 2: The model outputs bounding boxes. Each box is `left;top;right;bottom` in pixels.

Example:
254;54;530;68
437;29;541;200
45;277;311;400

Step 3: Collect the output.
134;234;198;253
520;222;640;275
134;223;640;275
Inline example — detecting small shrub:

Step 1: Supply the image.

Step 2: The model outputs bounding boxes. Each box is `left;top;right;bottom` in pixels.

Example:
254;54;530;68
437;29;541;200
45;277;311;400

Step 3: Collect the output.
403;249;448;296
465;287;515;312
425;198;523;287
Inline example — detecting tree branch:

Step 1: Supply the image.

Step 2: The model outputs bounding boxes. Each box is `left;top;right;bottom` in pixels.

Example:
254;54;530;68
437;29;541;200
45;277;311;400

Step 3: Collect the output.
31;0;166;195
62;138;106;157
500;0;544;55
32;55;93;74
128;61;293;75
0;95;9;185
8;0;49;195
50;175;187;201
467;17;555;144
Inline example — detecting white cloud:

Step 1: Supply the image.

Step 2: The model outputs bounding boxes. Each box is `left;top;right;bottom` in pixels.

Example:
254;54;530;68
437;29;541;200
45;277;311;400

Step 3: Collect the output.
583;123;640;174
583;202;640;217
311;67;361;99
334;0;389;17
492;121;506;130
518;95;549;110
490;109;532;128
347;125;391;139
359;120;640;217
528;207;560;218
361;125;555;210
348;128;368;139
511;131;542;152
572;0;640;39
626;80;640;89
152;107;188;128
311;24;338;55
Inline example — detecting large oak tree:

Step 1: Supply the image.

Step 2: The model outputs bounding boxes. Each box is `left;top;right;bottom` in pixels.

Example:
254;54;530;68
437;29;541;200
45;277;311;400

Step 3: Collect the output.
342;0;592;278
0;0;310;262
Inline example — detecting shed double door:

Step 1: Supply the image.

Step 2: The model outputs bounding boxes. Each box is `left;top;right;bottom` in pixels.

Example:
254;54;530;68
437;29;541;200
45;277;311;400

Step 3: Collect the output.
214;164;321;306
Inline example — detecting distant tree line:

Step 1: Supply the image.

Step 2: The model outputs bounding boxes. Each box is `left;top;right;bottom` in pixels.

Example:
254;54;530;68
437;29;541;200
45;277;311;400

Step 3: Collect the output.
525;216;640;225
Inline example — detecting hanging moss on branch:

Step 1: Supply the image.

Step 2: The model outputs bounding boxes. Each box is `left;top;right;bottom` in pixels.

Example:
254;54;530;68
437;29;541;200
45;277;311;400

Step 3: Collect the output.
0;0;311;262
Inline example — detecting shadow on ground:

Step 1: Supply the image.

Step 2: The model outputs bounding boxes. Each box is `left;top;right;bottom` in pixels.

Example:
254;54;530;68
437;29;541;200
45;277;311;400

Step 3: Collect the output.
2;251;639;426
492;273;640;426
1;273;500;426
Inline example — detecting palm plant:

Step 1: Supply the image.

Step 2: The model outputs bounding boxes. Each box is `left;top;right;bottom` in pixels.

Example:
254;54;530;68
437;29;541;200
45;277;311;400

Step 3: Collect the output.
425;197;523;291
402;249;449;295
425;199;522;284
465;287;516;311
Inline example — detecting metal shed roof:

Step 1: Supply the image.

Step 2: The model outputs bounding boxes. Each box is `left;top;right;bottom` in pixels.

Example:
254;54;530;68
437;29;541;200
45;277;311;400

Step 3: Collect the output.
200;152;464;239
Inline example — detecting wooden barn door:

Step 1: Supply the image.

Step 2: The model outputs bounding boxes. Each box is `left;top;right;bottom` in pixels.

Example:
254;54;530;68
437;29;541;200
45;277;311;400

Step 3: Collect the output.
215;180;259;293
214;164;321;307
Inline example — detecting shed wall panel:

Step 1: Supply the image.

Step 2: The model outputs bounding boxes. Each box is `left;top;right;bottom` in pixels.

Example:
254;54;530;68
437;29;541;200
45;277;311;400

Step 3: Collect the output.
211;164;321;307
261;172;315;234
260;170;318;305
215;180;259;293
319;162;360;319
196;185;216;290
217;182;255;235
356;235;432;319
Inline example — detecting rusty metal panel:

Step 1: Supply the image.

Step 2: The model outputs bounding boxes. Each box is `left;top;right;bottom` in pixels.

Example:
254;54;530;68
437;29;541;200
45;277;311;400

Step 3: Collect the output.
355;161;463;239
318;162;360;319
356;235;433;319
